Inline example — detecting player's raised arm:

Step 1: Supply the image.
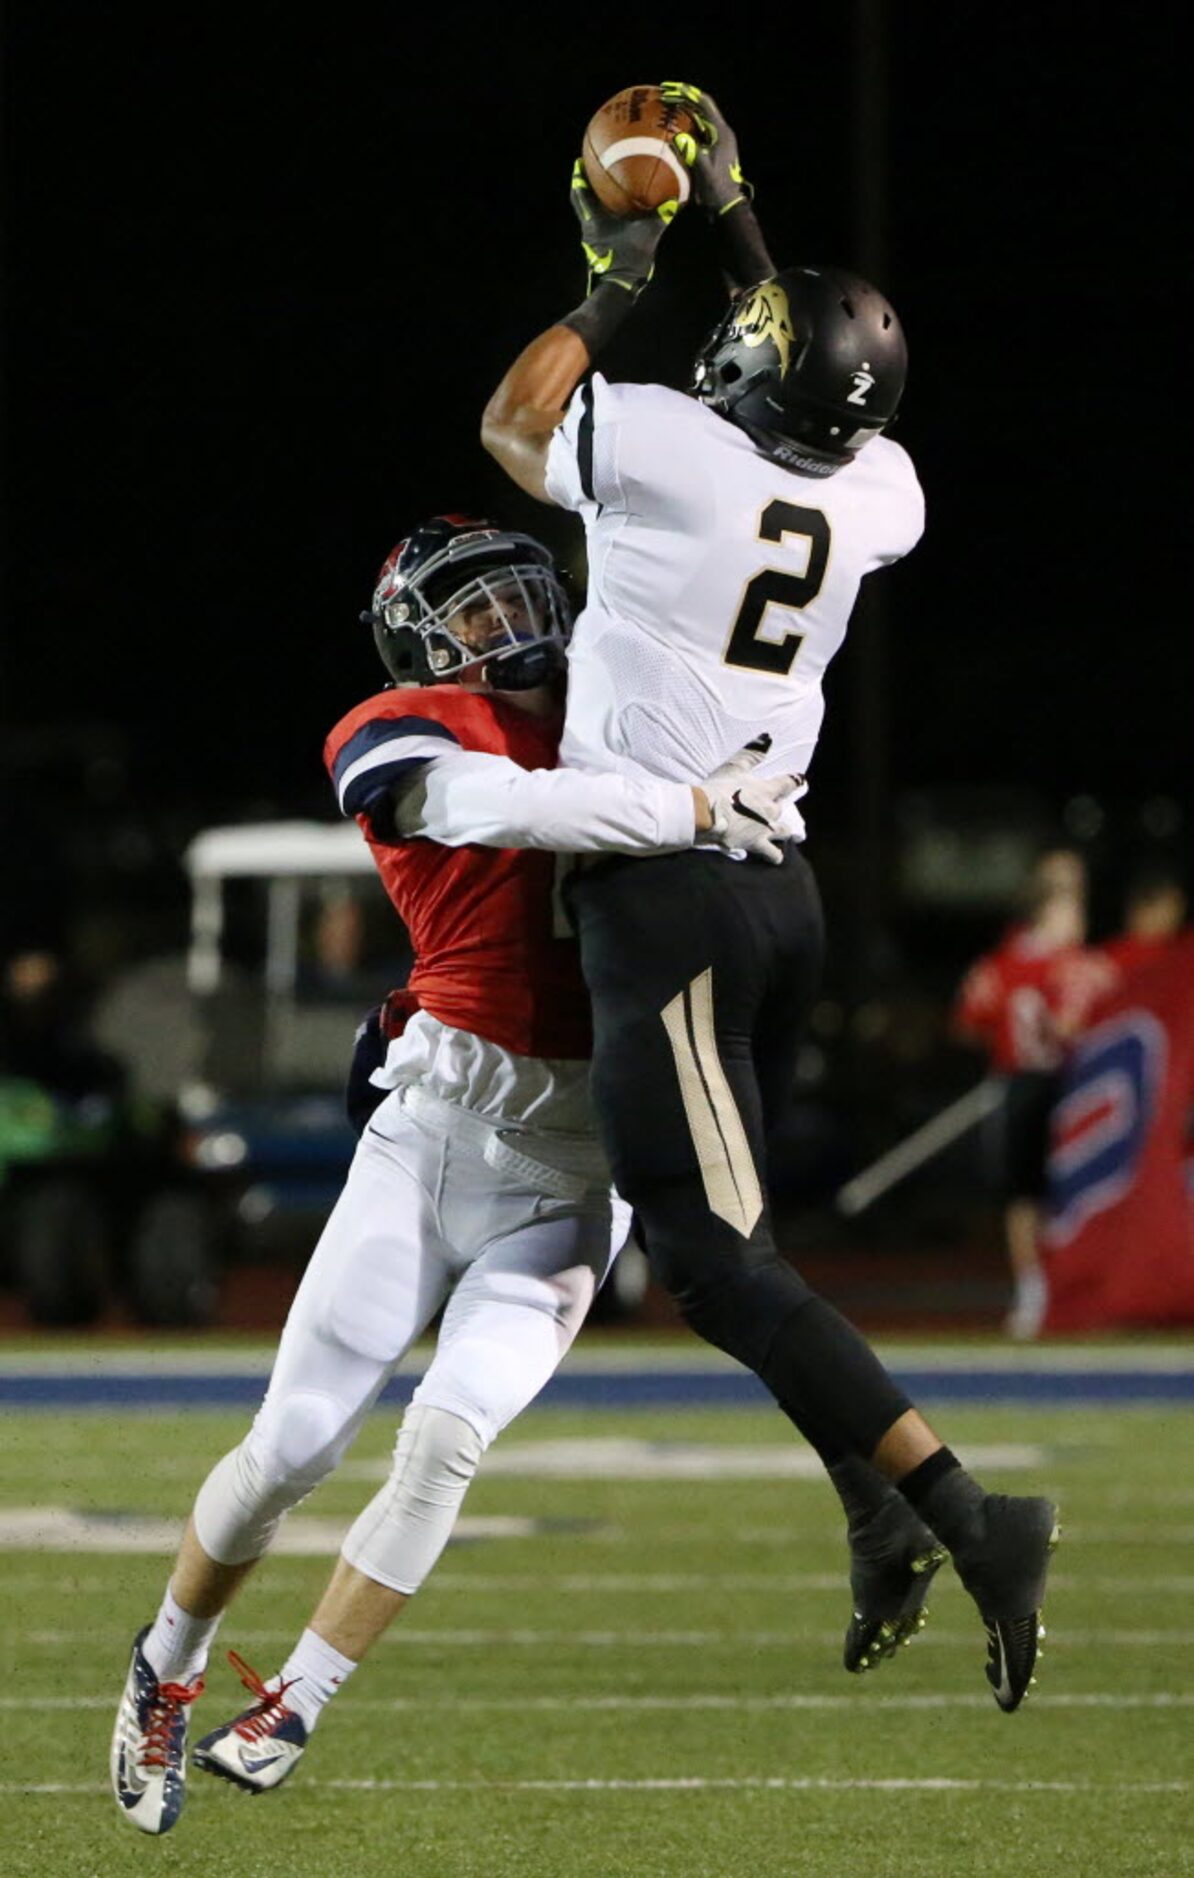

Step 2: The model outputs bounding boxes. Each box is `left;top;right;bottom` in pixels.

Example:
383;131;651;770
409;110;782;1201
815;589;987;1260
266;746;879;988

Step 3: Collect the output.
659;82;776;294
481;160;679;501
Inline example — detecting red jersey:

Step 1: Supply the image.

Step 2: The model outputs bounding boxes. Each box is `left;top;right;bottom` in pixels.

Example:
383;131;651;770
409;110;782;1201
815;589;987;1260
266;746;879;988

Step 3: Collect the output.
953;926;1116;1072
324;686;591;1059
1098;932;1176;981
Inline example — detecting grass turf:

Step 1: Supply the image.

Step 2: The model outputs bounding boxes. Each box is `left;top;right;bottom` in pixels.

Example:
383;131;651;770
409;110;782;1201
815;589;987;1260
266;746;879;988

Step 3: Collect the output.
2;1385;1192;1876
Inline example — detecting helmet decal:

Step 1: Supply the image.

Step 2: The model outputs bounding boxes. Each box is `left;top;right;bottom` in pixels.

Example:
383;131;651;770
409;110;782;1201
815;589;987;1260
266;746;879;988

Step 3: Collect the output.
692;264;907;476
847;365;876;406
734;282;796;380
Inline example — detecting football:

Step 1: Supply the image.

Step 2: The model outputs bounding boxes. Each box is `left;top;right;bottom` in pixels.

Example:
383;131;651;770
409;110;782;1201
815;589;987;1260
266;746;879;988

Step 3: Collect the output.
581;84;696;218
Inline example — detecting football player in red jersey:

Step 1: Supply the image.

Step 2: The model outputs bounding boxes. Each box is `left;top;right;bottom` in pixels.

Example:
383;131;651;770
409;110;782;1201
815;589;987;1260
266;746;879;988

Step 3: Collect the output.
109;516;796;1834
953;848;1115;1338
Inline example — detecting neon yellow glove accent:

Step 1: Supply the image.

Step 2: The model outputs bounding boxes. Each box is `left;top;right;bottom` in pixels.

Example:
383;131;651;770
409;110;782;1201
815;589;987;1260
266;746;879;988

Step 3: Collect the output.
659;79;717;145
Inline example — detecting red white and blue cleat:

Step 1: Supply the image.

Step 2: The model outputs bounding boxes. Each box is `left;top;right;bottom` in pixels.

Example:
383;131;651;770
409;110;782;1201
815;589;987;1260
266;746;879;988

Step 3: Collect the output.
192;1651;310;1794
110;1626;205;1834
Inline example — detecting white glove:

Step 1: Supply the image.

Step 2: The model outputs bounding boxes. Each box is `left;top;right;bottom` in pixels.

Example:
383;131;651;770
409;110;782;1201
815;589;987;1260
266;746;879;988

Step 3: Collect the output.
697;745;807;865
702;742;771;787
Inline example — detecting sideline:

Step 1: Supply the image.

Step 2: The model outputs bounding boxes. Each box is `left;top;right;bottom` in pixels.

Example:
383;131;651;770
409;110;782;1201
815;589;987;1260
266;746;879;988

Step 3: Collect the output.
1;1337;1193;1407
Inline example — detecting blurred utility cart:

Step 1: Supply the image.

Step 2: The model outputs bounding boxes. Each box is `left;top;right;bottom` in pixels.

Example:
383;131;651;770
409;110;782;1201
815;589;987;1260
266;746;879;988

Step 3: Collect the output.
166;821;395;1316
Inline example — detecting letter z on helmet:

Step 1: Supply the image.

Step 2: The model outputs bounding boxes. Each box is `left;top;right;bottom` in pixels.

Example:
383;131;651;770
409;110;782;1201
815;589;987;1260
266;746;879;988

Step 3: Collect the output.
693;266;907;478
363;515;572;690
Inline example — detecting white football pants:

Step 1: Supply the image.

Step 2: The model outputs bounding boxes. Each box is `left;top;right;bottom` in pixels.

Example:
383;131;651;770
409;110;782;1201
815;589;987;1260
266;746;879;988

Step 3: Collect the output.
193;1087;628;1591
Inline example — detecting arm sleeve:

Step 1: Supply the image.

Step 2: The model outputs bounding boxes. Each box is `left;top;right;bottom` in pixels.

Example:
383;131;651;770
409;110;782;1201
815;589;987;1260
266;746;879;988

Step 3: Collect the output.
327;713;462;835
392;748;696;853
869;441;927;568
711;200;775;292
544;372;625;513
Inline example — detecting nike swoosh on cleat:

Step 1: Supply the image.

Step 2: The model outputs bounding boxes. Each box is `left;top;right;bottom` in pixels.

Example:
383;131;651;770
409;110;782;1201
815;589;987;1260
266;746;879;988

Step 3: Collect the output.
989;1628;1015;1709
241;1752;286;1774
117;1737;149;1798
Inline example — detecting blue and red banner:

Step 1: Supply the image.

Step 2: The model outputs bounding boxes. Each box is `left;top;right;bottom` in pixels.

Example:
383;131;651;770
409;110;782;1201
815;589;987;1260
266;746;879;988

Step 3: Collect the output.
1042;933;1194;1330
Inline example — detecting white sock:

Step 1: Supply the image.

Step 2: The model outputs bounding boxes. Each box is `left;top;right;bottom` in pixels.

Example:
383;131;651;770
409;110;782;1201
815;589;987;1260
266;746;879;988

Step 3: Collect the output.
1005;1267;1048;1341
272;1628;357;1732
142;1584;221;1685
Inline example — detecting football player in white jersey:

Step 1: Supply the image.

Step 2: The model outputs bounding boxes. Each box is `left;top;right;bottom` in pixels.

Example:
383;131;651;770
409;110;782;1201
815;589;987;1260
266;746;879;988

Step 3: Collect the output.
482;82;1059;1713
109;516;795;1835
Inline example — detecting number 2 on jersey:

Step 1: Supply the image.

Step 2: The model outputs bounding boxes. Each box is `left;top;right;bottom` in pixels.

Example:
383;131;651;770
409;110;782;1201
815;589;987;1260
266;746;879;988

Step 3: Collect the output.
723;499;831;676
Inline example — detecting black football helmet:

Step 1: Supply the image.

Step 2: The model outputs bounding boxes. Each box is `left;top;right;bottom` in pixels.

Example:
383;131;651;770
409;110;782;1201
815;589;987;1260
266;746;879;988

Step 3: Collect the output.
363;515;572;690
692;266;907;477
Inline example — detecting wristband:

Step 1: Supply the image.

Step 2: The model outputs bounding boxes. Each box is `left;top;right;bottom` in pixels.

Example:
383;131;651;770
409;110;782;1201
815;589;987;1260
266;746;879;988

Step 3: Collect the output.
715;199;776;292
558;279;639;360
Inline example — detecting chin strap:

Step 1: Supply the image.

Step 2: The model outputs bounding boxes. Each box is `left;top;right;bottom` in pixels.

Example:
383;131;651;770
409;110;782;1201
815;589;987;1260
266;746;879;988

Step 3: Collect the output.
483;641;566;691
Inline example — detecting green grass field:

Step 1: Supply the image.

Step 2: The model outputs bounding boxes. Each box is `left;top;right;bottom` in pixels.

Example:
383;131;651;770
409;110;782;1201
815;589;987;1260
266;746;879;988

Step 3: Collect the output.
2;1371;1192;1877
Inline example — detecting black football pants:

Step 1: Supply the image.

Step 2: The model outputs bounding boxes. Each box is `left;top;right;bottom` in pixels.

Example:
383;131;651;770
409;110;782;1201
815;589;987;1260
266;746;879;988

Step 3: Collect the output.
567;844;912;1464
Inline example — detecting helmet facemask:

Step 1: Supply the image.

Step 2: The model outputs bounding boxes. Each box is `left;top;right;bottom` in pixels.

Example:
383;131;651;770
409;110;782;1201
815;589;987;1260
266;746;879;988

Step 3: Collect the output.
370;525;572;690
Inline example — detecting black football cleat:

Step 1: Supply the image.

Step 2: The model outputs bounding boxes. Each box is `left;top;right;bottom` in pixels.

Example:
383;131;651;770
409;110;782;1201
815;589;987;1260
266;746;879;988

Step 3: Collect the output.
843;1498;948;1674
951;1494;1061;1712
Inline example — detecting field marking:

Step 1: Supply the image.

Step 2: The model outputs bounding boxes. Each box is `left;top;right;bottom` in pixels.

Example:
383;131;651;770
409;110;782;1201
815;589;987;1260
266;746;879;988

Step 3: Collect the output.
4;1569;1193;1595
6;1776;1190;1796
731;1524;1194;1547
0;1508;547;1553
2;1339;1190;1375
9;1511;1194;1553
1056;1527;1194;1544
339;1439;1045;1482
3;1692;1193;1714
8;1372;1194;1412
21;1627;1194;1648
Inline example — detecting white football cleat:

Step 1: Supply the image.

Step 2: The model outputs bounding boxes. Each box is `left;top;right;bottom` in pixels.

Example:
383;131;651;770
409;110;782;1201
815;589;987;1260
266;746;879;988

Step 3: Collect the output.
192;1651;309;1794
110;1625;205;1834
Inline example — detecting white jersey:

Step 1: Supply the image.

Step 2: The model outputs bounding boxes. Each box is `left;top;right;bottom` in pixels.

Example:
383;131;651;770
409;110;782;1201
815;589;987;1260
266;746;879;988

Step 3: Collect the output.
545;373;924;833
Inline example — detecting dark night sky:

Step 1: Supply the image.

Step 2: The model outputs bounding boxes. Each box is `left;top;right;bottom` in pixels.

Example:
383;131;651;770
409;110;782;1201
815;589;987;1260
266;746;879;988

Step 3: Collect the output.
2;7;1188;951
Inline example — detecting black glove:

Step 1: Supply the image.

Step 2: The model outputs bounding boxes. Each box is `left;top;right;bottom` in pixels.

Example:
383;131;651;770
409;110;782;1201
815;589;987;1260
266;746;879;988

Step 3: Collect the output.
344;987;418;1137
345;1005;387;1137
659;82;753;218
569;157;678;299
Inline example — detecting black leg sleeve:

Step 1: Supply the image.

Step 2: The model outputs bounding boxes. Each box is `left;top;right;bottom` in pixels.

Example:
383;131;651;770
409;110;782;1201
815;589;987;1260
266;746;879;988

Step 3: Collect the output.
571;849;913;1465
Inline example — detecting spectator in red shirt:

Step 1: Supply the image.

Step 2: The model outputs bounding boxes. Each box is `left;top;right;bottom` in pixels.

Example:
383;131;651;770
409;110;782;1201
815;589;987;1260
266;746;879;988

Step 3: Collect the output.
1099;866;1188;988
952;848;1114;1338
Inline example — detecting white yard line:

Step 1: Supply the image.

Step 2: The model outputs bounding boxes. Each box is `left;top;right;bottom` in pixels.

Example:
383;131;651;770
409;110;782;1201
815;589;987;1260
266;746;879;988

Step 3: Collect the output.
9;1517;1194;1553
1055;1527;1194;1544
5;1776;1190;1796
730;1524;1194;1547
3;1692;1194;1713
20;1627;1194;1648
5;1570;1194;1594
339;1440;1046;1481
